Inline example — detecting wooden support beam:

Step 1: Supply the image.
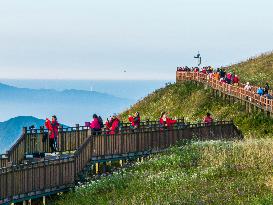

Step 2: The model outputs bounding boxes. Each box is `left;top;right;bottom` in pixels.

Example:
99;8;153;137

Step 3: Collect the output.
95;163;99;174
103;162;107;173
43;196;46;205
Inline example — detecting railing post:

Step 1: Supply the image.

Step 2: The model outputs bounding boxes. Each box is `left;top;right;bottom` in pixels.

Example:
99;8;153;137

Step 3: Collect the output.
75;124;80;152
23;127;27;156
60;126;64;153
40;126;44;153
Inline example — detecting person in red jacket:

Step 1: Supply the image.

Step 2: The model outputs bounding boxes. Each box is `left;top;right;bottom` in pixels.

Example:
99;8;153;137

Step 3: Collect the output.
159;112;177;128
106;113;120;135
90;114;102;135
203;113;213;125
45;115;59;153
128;112;140;129
233;75;239;86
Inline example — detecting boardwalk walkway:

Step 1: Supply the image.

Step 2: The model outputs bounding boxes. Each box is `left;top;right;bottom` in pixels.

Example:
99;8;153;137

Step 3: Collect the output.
176;70;273;114
0;121;242;204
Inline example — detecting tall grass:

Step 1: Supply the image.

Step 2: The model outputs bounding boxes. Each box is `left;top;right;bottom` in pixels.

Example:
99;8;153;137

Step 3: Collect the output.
56;139;273;205
230;51;273;86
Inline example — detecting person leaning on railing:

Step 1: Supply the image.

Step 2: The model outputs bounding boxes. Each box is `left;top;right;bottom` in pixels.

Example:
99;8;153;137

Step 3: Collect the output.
90;114;102;136
233;75;239;86
105;113;120;135
159;112;177;129
244;82;251;91
203;113;213;125
257;87;264;96
128;112;140;130
264;83;270;94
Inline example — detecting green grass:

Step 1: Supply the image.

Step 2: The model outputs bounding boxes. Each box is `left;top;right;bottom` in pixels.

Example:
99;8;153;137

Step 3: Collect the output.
56;139;273;205
230;51;273;86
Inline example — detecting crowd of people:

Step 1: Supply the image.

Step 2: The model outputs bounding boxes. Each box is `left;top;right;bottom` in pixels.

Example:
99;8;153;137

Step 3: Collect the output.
178;66;272;99
44;112;213;153
177;66;240;85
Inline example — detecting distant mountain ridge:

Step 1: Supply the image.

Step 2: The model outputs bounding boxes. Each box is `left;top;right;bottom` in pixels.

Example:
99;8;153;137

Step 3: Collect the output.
0;82;133;125
0;82;130;103
0;82;134;151
0;116;46;153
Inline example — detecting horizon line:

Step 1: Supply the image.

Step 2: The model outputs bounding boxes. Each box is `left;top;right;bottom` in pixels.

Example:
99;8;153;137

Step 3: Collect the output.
0;78;175;81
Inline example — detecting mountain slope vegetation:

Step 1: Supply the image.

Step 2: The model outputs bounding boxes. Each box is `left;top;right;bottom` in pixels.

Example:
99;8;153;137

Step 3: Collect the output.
57;140;273;205
231;51;273;86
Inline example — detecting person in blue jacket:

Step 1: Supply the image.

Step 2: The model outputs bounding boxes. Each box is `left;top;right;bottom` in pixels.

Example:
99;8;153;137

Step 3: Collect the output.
257;87;264;96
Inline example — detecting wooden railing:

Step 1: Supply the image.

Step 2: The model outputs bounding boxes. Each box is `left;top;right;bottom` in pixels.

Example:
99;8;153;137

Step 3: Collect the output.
0;121;242;204
6;125;90;166
176;71;273;112
1;119;185;168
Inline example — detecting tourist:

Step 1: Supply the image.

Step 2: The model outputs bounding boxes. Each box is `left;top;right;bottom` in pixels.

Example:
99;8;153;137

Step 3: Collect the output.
203;113;213;125
106;113;120;135
219;68;226;78
90;114;102;135
159;112;177;128
244;82;251;91
128;112;140;129
257;87;264;96
264;93;273;99
213;71;220;80
220;77;226;83
233;75;239;86
45;115;59;153
264;83;270;94
226;72;232;84
194;67;199;72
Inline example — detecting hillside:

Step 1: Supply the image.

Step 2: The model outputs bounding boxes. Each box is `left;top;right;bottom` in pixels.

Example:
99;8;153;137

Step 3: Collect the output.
57;140;273;204
0;116;46;152
231;51;273;86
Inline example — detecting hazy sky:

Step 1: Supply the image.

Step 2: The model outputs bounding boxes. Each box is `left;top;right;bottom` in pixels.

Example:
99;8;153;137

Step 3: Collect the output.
0;0;272;80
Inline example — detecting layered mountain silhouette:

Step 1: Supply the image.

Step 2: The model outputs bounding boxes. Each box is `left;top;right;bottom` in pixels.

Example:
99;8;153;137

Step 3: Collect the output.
0;116;46;152
0;83;133;151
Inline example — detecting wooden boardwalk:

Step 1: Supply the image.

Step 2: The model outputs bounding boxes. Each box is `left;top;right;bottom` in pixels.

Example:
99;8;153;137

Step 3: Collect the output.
0;120;242;204
176;71;273;114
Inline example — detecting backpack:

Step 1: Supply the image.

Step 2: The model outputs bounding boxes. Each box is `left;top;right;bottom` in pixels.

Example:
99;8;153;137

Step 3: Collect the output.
98;116;104;128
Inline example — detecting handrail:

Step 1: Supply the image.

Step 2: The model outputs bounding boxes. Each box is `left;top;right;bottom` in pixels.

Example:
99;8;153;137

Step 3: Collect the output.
0;121;242;204
1;119;185;167
176;71;273;113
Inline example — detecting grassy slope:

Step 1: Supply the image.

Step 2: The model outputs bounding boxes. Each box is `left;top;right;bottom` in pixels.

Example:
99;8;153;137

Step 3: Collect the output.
57;52;273;204
231;51;273;86
57;140;273;204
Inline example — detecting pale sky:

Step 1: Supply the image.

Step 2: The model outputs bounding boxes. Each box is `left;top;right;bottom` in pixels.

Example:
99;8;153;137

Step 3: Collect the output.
0;0;272;80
